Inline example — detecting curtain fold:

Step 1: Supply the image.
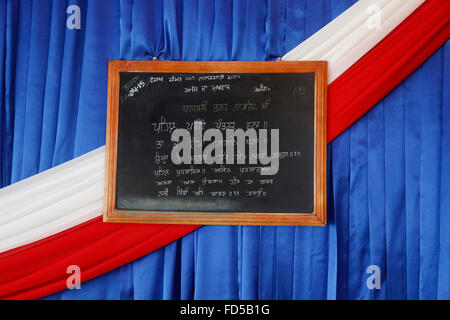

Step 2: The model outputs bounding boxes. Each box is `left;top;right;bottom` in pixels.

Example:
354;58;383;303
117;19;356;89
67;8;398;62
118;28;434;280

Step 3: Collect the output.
0;0;448;300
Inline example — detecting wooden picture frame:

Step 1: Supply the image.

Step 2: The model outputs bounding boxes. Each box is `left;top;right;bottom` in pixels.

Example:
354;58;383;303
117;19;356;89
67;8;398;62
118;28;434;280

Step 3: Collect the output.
104;61;327;226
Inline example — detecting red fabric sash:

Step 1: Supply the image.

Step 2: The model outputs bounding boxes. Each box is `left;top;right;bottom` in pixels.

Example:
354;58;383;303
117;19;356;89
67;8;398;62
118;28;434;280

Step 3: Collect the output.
1;0;449;300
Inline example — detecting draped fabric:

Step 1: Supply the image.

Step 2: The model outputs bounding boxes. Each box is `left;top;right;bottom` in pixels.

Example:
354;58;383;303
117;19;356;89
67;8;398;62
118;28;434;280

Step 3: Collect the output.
282;0;425;82
0;0;448;300
0;0;430;255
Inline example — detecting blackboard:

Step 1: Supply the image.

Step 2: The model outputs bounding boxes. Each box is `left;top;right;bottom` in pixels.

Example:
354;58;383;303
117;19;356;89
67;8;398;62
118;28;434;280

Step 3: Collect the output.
104;61;327;226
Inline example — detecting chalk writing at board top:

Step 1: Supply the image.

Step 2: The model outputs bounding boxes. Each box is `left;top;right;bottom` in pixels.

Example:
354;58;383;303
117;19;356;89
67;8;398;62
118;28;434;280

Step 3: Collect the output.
212;103;228;112
182;101;208;113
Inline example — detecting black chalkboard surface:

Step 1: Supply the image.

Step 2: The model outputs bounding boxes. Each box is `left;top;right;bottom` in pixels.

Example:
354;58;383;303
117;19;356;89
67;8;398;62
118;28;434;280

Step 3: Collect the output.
104;61;327;226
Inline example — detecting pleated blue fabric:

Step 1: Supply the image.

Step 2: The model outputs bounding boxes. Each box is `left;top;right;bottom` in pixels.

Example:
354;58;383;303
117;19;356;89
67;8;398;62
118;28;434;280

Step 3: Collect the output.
0;0;448;300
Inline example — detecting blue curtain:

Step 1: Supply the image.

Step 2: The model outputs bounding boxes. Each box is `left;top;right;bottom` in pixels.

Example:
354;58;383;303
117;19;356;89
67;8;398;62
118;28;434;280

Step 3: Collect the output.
0;0;448;300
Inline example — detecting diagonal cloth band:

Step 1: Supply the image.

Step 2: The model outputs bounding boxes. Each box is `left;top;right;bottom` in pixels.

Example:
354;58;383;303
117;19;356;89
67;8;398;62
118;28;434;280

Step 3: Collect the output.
0;0;448;299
